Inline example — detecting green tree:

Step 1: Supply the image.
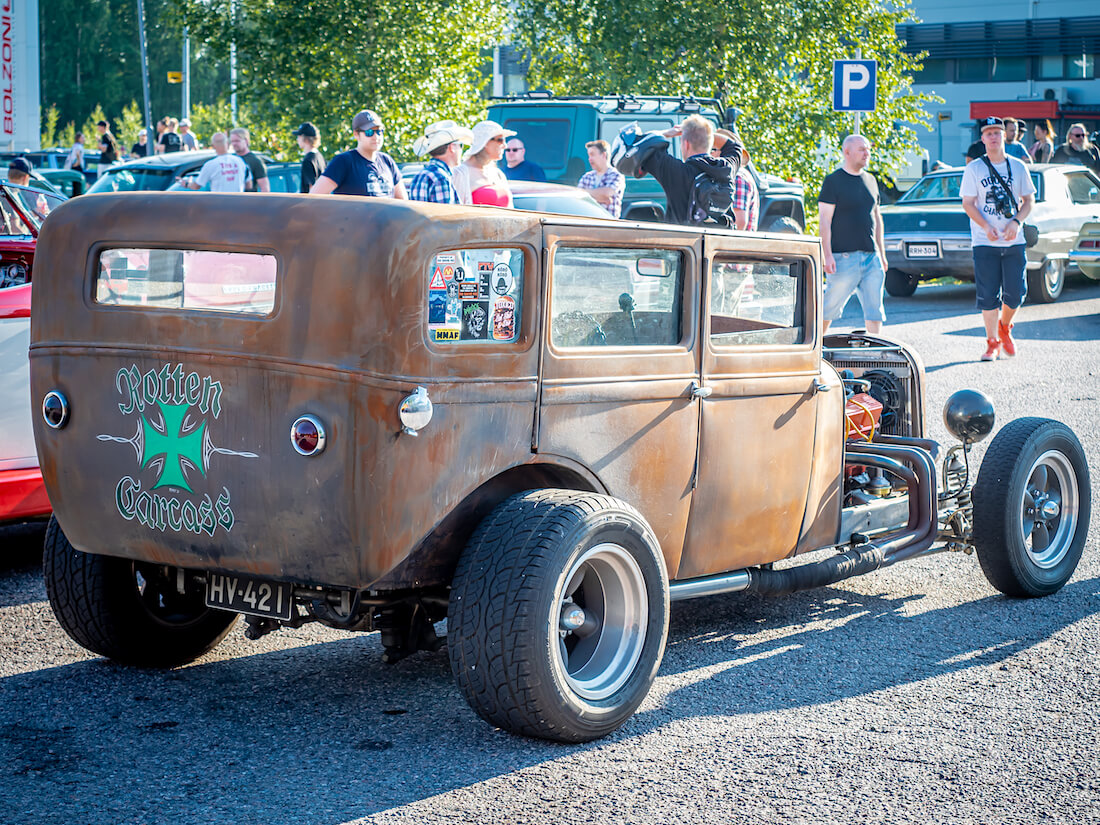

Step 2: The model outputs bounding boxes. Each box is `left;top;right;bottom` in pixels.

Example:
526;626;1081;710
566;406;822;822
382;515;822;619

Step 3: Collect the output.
513;0;938;205
117;101;147;151
182;0;507;161
81;104;108;142
41;105;60;148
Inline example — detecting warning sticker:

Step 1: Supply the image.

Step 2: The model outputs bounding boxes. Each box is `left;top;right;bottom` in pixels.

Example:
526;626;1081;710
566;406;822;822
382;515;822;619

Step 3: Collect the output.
429;268;446;290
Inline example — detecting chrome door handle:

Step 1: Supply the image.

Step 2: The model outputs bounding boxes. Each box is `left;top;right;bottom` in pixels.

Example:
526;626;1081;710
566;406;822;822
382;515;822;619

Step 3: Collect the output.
691;382;712;399
814;380;832;393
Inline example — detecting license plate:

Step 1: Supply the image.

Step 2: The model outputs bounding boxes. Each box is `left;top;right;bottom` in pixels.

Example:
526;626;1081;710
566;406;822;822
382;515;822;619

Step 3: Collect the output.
906;243;940;259
206;573;293;620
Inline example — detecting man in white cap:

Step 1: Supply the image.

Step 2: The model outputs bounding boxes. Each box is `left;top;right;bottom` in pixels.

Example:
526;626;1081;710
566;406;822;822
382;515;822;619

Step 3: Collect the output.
408;120;474;204
310;109;407;198
179;118;199;150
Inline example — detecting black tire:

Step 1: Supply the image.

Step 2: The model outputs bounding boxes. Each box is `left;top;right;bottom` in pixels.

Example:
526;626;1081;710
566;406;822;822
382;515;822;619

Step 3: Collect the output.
762;216;803;234
43;516;237;666
972;418;1091;597
1027;257;1065;303
885;268;919;297
448;490;669;743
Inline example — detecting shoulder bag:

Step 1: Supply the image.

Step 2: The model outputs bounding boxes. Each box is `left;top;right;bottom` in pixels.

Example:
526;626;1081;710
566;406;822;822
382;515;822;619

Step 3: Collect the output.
981;156;1039;247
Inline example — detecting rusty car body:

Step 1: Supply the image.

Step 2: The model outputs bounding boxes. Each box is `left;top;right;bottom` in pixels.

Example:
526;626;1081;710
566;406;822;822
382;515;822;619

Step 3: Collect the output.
31;193;1092;742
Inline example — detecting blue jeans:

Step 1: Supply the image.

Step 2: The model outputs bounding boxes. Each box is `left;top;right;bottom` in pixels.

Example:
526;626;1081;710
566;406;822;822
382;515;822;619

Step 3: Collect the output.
973;244;1027;310
823;251;886;323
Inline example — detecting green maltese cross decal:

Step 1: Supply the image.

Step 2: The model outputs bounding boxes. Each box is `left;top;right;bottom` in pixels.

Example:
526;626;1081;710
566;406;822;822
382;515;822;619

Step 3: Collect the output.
141;402;207;492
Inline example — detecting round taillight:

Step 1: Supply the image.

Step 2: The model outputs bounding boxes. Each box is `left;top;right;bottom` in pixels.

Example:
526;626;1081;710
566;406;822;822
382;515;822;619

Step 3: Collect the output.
291;415;326;456
398;386;433;436
42;391;69;429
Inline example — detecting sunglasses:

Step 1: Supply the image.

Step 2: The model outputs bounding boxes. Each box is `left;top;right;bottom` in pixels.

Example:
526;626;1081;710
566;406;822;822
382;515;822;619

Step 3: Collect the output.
504;147;522;153
1070;132;1086;138
358;127;384;136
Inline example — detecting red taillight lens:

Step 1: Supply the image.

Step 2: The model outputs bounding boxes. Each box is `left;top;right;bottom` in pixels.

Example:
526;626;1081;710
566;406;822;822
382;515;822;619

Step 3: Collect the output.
1081;239;1100;249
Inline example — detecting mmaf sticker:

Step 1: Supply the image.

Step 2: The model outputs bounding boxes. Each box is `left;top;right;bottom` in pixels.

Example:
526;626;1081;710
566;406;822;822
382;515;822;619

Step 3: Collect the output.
428;250;522;344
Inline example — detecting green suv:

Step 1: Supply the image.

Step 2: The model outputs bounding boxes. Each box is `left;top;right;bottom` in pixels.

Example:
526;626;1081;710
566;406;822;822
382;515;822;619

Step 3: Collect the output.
488;94;806;230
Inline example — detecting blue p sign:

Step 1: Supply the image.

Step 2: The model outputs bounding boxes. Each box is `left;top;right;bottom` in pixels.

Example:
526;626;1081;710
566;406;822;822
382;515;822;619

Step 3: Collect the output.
833;60;877;112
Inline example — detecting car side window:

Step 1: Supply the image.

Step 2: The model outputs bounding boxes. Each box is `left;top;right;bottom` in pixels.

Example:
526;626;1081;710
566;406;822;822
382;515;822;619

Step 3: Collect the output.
710;259;803;347
1066;172;1100;205
550;247;683;348
0;197;30;236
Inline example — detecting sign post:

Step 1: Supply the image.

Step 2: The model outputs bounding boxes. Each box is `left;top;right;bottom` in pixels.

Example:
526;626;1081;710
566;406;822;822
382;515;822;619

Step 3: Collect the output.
833;53;877;135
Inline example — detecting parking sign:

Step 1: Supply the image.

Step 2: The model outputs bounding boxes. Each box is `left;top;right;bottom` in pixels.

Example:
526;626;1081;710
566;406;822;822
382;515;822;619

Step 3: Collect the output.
833;60;877;112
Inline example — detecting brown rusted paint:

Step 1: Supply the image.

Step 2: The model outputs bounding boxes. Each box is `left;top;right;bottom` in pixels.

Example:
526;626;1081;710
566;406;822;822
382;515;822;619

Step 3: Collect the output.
31;193;843;592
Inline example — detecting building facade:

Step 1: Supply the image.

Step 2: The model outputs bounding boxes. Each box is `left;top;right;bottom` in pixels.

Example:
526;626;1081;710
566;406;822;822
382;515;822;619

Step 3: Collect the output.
901;0;1099;164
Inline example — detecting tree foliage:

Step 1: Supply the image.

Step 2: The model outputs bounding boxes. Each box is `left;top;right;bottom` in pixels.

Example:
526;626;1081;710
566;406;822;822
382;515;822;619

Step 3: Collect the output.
182;0;506;160
513;0;938;203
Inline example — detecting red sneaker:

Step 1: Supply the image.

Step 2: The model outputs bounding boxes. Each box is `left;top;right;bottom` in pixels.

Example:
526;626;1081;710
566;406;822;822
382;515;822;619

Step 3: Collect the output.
981;337;1000;362
999;321;1016;357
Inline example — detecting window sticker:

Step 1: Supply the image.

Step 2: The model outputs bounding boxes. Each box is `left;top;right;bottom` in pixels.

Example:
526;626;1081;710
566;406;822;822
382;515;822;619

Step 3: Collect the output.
428;248;523;344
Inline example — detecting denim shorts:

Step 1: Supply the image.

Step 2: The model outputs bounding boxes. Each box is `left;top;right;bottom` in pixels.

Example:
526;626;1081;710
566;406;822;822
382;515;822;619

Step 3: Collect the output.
973;244;1027;310
823;250;886;323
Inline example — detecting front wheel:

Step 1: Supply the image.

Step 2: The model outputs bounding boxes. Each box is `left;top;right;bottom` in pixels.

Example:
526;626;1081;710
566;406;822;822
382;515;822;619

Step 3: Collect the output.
1028;257;1065;303
885;268;919;297
448;490;669;742
972;418;1091;597
43;516;238;666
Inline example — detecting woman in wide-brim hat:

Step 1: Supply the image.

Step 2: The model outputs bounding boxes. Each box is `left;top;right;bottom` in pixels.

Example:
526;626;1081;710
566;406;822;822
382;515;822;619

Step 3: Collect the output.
453;120;516;207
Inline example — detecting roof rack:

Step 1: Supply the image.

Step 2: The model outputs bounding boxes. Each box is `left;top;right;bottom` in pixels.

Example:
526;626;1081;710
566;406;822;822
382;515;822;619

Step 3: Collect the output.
491;92;727;117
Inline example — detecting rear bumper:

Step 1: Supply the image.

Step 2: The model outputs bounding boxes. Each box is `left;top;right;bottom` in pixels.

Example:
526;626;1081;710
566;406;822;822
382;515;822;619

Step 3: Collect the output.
884;233;973;279
0;466;51;522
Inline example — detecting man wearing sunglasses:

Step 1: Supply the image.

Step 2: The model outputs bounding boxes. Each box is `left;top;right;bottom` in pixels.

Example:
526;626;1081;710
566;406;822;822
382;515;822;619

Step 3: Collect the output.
502;138;546;182
1052;123;1100;176
310;109;408;199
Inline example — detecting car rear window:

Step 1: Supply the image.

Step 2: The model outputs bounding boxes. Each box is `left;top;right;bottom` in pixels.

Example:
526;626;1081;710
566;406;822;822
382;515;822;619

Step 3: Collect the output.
95;248;277;315
502;119;571;171
427;248;524;344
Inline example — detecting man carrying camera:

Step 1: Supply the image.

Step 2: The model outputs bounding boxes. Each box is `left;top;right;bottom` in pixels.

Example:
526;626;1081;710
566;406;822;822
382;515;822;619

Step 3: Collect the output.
961;116;1035;362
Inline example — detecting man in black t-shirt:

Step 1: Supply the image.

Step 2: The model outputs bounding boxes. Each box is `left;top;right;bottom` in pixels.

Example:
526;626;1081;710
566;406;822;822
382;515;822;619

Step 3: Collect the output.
229;127;269;192
818;134;888;334
292;122;326;193
625;115;741;226
1052;123;1100;175
96;120;118;168
158;118;183;154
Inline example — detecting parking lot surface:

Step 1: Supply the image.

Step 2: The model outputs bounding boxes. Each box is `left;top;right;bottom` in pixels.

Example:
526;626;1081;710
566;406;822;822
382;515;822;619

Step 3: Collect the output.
3;278;1099;825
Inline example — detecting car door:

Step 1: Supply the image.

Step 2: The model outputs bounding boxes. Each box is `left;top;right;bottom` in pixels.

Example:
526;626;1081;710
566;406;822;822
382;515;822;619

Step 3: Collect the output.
677;234;842;578
1064;170;1100;245
538;224;702;575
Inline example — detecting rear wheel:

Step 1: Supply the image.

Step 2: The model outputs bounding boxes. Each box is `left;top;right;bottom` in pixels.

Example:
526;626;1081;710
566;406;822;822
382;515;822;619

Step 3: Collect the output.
885;268;919;297
43;516;237;666
762;216;803;234
448;490;669;742
972;418;1090;597
1028;257;1065;303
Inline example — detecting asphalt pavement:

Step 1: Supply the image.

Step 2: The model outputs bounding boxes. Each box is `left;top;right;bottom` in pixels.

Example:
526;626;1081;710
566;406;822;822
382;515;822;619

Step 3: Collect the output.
2;276;1099;825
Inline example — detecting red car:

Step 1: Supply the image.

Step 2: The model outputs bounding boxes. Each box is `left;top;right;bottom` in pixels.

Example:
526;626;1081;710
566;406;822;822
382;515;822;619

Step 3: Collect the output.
0;183;66;523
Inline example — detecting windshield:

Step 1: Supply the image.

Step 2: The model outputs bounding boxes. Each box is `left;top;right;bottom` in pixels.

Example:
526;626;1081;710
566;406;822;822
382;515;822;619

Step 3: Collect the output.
3;185;66;231
513;191;609;218
88;167;176;194
898;174;962;202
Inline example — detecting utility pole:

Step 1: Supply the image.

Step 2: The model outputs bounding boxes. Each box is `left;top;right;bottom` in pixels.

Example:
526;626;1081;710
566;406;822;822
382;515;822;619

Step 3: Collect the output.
137;0;153;135
853;48;861;136
230;0;238;125
182;27;191;120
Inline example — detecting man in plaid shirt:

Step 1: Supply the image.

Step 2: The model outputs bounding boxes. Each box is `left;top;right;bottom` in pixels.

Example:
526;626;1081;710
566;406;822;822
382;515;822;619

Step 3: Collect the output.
409;120;474;204
578;140;626;217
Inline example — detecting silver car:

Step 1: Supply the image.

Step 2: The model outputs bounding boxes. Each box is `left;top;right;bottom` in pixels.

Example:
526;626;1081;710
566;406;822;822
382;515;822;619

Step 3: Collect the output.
882;164;1100;302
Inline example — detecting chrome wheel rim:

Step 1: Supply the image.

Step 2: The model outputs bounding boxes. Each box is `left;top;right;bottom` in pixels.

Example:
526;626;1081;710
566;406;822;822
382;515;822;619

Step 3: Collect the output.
1043;260;1064;294
1021;450;1078;569
551;543;648;701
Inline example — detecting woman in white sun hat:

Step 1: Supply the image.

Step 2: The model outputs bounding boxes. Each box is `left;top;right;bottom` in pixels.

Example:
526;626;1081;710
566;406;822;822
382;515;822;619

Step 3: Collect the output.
452;120;515;207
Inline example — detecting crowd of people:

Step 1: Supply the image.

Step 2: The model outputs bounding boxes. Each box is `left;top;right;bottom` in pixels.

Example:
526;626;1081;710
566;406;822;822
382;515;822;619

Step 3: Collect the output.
964;117;1100;174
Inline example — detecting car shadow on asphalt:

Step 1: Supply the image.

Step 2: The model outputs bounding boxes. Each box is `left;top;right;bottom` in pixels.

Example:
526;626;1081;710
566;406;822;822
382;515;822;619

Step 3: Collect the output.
944;311;1100;342
3;573;1098;823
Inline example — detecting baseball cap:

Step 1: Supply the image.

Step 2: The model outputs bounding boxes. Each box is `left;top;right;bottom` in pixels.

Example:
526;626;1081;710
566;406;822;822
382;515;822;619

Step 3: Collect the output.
9;157;32;175
180;118;192;127
292;122;319;138
979;116;1005;132
352;110;383;132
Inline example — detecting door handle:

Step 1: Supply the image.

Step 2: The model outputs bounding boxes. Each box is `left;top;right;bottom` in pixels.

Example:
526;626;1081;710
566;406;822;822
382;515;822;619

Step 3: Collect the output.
691;382;712;399
814;379;832;393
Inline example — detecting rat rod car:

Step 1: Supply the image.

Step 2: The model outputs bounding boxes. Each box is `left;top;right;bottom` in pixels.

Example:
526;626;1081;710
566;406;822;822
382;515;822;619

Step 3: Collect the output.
31;193;1091;743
